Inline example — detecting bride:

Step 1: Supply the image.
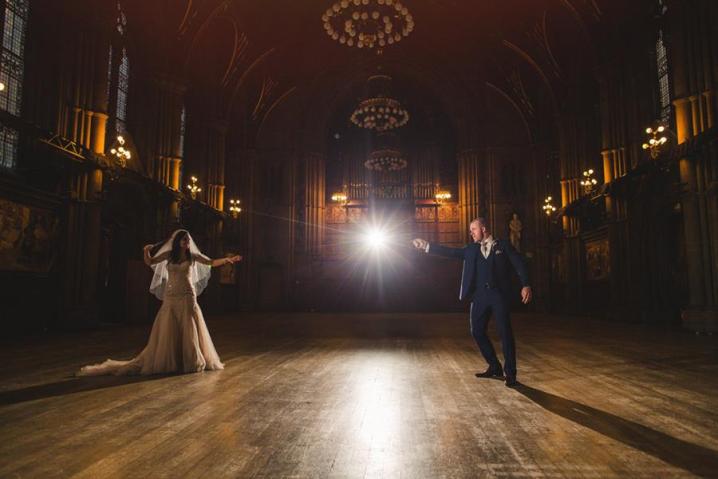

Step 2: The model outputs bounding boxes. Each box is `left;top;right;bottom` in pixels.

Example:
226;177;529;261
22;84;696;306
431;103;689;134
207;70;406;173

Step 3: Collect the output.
77;229;242;376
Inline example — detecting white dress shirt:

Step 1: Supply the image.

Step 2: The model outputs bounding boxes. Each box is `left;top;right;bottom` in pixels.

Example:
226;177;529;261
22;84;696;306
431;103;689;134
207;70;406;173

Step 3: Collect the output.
480;235;495;259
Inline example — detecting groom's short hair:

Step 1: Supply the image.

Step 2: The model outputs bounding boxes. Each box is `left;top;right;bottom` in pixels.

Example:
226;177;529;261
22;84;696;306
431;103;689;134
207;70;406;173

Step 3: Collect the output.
471;217;489;228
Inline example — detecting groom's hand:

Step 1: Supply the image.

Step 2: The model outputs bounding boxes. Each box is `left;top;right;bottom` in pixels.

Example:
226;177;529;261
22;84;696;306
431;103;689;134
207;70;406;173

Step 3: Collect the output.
412;238;428;251
521;286;532;304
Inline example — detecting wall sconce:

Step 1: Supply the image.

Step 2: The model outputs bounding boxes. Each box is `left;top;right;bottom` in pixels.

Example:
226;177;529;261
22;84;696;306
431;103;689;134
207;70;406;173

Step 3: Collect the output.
435;190;452;203
229;199;242;218
642;125;669;159
580;169;598;194
186;176;202;199
331;192;348;204
542;196;556;216
0;82;5;92
109;135;131;167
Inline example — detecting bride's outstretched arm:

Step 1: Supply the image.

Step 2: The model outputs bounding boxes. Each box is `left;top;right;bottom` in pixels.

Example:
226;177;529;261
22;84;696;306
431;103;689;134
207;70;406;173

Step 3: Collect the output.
143;245;169;266
194;254;243;267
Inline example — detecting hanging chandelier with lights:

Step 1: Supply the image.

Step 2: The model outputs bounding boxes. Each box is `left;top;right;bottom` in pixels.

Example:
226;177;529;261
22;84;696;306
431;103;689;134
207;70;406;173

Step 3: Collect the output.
321;0;414;51
350;96;409;131
350;75;409;132
364;132;406;171
364;148;407;171
542;196;556;216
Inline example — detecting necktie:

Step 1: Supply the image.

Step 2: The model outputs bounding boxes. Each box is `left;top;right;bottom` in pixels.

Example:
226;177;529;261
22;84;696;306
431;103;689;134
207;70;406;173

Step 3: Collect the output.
481;241;489;258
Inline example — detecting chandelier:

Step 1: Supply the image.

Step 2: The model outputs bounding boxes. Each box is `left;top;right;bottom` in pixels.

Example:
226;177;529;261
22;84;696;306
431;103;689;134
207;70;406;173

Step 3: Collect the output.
321;0;414;51
186;176;202;200
109;135;131;167
642;124;669;159
229;199;242;218
350;97;409;131
435;190;452;202
350;75;409;132
542;196;556;216
331;192;348;203
365;147;406;171
580;169;598;194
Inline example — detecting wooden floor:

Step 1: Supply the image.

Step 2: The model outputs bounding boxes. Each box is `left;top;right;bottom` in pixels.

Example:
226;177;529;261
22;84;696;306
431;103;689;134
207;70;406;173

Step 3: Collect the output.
1;313;717;478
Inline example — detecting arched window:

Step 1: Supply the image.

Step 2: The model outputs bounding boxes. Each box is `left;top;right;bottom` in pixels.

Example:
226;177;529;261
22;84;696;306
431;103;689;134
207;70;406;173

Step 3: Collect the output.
0;0;29;168
115;48;129;133
655;1;671;124
179;104;186;158
177;104;186;188
107;1;130;137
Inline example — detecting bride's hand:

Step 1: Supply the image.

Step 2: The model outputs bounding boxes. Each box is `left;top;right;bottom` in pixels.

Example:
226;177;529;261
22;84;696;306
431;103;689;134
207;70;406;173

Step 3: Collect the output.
143;244;153;252
227;255;242;264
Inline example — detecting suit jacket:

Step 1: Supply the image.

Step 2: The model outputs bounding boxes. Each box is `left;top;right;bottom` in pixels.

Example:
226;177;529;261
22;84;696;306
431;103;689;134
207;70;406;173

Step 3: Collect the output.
428;239;530;301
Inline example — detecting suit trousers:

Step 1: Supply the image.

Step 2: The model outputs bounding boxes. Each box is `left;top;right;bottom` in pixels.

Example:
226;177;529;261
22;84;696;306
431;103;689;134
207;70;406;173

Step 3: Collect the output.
469;289;517;377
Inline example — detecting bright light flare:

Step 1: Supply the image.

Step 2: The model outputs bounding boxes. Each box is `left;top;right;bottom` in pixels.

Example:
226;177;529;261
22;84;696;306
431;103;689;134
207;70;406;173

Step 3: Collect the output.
364;228;389;250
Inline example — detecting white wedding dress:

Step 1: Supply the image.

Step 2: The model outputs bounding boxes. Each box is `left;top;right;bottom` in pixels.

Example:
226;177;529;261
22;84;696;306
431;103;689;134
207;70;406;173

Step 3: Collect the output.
78;246;224;376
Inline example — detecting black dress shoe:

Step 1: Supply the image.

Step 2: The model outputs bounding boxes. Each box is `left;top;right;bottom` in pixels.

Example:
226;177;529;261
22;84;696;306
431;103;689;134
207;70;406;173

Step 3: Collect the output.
475;367;504;379
504;376;517;387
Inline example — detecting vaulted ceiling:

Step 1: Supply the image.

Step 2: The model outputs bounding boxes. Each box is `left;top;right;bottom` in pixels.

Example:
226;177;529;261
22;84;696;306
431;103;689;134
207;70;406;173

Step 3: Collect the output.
122;0;646;149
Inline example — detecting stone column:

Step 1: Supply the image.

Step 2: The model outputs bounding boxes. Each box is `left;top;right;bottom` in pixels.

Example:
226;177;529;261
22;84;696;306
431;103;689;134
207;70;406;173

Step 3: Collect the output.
91;34;110;155
674;98;693;144
61;26;111;324
143;75;187;188
703;91;714;129
204;119;228;211
457;149;481;237
170;158;182;191
304;152;326;256
601;149;614;217
672;99;718;330
91;112;108;154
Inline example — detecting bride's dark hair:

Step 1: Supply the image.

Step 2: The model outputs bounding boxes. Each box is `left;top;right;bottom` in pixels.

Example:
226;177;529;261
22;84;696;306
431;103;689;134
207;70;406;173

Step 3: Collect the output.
169;230;191;264
148;240;165;257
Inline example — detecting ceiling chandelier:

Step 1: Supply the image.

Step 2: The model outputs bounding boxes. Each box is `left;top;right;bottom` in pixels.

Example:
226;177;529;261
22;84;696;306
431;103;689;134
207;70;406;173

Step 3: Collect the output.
364;132;406;171
321;0;414;51
350;75;409;132
364;148;407;171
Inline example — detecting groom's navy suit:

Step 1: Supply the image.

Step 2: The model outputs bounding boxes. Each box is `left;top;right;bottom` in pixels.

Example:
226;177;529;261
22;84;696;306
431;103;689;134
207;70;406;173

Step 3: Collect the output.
428;239;529;377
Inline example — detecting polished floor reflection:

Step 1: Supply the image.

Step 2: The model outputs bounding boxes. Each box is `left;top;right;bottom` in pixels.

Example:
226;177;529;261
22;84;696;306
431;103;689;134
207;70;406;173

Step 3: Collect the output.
1;313;717;478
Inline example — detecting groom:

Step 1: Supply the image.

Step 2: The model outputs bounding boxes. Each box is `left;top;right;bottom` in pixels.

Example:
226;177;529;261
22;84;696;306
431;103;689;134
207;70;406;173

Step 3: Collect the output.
413;217;532;387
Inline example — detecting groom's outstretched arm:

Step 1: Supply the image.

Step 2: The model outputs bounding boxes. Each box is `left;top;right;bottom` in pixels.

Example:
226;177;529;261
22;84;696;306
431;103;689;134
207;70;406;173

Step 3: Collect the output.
413;238;465;259
427;243;467;259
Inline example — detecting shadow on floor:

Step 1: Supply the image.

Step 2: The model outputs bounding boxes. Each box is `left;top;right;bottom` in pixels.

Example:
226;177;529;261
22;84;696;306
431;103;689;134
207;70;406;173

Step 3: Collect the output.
0;374;174;406
516;383;718;478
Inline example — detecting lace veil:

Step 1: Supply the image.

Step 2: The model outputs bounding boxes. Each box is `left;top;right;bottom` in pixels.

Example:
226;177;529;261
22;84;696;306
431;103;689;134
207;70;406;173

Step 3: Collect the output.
148;229;212;300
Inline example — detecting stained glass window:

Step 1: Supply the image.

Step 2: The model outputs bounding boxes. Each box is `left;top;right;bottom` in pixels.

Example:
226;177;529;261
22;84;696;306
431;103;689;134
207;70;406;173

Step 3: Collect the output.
0;123;18;168
107;2;130;137
656;29;671;123
116;48;129;133
179;105;186;158
0;0;28;168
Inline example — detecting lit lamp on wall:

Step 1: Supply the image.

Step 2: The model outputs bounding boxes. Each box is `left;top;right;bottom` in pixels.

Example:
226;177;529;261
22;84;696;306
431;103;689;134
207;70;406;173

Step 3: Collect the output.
331;192;348;204
580;169;598;194
109;135;131;167
435;190;452;203
542;196;556;216
0;82;5;92
642;125;668;159
186;176;202;200
229;199;242;218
